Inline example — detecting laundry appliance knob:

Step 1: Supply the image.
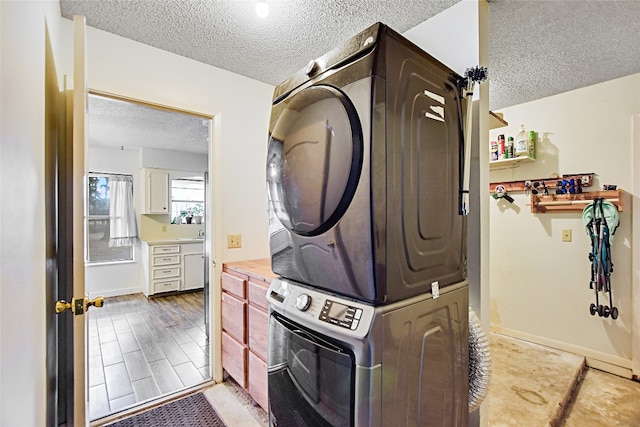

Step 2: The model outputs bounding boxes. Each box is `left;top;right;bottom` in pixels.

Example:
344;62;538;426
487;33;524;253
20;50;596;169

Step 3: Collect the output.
295;293;312;312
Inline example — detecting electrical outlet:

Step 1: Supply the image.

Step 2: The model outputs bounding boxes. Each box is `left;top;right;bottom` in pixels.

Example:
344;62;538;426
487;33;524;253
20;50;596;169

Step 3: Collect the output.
562;229;572;242
162;225;167;232
227;234;242;249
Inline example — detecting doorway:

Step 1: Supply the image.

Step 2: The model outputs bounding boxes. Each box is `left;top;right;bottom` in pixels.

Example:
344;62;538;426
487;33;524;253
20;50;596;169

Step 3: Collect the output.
85;93;214;420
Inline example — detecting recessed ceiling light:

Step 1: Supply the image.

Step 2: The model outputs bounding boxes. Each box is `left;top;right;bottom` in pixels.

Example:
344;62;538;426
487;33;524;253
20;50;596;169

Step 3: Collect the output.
255;1;269;18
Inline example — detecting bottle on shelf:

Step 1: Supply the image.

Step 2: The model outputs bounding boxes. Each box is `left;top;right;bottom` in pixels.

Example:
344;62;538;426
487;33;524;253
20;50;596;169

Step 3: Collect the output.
507;136;515;159
490;140;498;162
527;130;537;159
515;125;528;157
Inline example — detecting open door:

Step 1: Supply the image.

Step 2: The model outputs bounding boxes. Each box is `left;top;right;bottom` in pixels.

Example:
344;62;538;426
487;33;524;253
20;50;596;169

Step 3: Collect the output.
52;15;104;426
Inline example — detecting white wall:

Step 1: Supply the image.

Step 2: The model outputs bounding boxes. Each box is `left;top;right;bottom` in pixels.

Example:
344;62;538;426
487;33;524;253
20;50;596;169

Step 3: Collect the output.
0;1;65;425
489;73;640;373
404;0;480;76
140;146;208;172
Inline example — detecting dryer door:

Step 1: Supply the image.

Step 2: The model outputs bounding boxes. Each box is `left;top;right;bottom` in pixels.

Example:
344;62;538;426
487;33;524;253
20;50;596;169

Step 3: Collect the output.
267;85;363;236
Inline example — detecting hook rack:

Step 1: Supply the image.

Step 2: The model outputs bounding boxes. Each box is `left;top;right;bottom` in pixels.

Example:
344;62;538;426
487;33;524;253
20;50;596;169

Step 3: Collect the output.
489;173;594;194
530;190;623;213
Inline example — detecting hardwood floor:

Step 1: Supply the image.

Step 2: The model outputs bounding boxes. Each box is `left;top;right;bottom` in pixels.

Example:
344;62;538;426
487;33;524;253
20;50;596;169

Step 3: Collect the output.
89;291;209;420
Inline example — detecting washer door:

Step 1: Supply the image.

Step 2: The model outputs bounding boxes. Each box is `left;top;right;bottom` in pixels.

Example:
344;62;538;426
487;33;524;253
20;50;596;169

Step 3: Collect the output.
267;85;363;236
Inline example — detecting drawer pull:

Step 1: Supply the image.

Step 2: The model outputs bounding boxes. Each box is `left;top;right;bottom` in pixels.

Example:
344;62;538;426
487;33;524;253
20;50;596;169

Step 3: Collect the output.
163;258;172;261
162;270;172;274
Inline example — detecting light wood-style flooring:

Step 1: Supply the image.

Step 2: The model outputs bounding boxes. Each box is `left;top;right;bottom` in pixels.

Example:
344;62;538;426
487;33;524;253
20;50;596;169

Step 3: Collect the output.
88;291;209;420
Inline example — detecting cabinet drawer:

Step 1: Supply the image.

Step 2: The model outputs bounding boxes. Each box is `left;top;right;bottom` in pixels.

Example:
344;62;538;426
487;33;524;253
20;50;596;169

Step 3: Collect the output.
152;254;180;266
221;271;246;299
154;279;180;293
249;351;268;410
222;332;247;388
152;266;181;280
248;305;268;359
152;245;180;255
222;292;246;344
248;280;269;311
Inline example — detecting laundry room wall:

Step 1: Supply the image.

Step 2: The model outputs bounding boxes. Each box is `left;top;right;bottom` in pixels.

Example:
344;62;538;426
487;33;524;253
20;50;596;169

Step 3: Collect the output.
489;73;640;376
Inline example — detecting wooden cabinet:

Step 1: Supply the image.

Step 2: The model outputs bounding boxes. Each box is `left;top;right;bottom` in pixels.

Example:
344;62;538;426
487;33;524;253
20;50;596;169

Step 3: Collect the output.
221;260;275;411
141;241;205;297
141;168;169;214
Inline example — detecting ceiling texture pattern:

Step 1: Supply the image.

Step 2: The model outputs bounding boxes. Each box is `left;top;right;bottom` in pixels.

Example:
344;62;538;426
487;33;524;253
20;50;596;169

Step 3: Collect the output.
60;0;640;152
89;94;211;153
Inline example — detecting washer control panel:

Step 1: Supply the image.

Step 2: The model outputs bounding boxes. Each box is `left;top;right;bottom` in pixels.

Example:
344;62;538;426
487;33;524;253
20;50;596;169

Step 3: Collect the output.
319;299;363;330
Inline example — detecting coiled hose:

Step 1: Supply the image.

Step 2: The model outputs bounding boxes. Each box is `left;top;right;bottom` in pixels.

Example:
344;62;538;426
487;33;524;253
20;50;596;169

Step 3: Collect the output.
468;307;491;412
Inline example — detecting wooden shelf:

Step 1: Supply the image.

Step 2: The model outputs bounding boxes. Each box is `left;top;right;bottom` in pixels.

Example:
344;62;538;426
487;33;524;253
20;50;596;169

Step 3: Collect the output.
489;111;508;130
530;190;622;213
489;155;535;170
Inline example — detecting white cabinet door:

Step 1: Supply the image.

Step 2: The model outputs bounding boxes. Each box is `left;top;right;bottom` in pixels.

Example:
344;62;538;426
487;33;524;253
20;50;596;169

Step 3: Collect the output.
184;253;205;290
146;169;169;214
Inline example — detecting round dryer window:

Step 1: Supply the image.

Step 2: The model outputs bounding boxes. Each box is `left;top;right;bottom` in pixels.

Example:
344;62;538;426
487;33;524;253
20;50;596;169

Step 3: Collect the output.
267;85;363;236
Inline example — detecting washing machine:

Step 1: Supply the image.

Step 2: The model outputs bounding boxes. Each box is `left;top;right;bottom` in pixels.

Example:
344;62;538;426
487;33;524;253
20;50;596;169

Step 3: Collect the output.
267;277;469;426
266;22;468;305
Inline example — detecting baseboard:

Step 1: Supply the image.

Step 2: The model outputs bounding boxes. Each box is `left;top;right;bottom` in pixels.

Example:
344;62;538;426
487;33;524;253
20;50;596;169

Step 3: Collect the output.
88;287;142;298
491;325;632;378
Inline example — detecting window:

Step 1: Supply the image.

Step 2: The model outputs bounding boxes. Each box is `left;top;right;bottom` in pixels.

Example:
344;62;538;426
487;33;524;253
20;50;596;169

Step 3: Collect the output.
87;174;137;263
171;177;205;223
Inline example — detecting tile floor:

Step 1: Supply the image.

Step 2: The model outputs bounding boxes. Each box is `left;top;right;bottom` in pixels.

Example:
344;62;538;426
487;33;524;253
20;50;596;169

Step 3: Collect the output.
89;291;210;421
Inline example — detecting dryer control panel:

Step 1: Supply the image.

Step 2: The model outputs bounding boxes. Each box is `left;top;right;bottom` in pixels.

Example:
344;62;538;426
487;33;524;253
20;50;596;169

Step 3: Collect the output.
319;300;363;330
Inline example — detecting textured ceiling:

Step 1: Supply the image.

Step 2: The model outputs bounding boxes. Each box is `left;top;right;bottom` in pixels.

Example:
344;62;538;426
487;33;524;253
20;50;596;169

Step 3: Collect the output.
489;0;640;110
61;0;459;87
89;94;210;153
64;0;640;152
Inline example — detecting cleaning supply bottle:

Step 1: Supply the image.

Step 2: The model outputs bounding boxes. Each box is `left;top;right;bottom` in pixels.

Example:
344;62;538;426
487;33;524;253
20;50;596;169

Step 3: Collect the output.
527;130;537;159
490;141;498;162
515;125;528;157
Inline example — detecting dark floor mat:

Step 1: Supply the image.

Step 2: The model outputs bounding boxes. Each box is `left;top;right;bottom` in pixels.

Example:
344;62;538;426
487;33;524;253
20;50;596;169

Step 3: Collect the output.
106;393;226;427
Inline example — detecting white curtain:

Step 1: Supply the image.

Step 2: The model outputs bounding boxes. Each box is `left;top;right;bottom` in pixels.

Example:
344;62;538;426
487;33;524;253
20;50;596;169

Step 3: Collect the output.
109;175;140;247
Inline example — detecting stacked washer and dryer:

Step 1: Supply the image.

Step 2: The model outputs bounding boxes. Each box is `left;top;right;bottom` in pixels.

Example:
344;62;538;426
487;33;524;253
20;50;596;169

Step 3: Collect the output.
265;23;470;427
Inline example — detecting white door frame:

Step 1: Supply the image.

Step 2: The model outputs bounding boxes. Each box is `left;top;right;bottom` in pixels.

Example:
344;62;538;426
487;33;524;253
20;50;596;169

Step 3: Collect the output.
632;113;640;379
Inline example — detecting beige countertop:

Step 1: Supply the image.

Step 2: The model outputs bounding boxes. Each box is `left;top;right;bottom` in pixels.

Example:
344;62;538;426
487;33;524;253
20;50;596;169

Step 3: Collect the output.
142;238;204;245
223;258;276;282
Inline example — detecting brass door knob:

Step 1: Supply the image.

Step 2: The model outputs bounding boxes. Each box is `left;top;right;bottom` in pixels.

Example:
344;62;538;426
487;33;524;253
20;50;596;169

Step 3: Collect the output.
86;296;104;310
55;300;72;314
